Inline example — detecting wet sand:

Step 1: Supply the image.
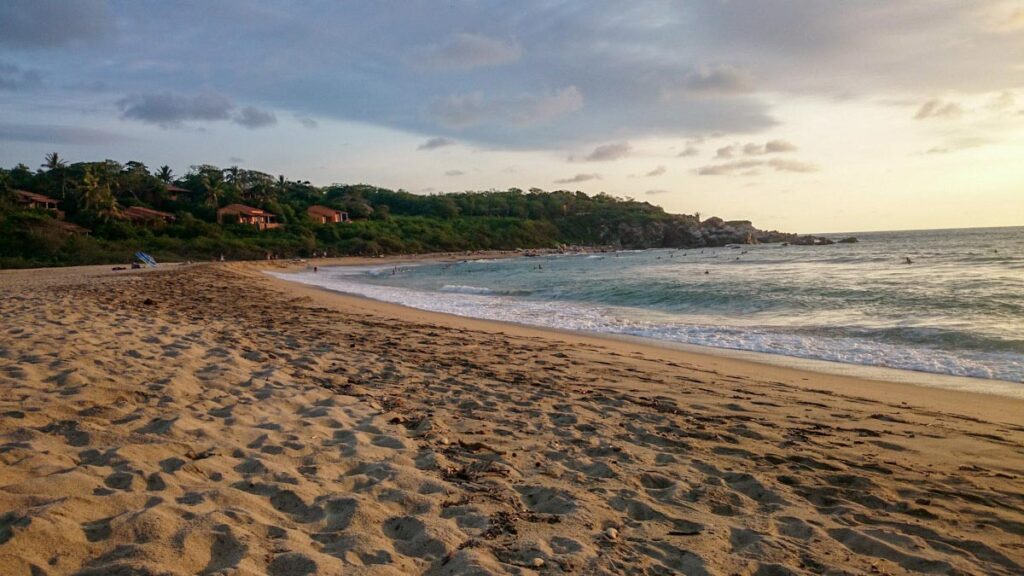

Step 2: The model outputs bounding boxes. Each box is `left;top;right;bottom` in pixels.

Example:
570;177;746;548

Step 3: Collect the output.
1;260;1022;575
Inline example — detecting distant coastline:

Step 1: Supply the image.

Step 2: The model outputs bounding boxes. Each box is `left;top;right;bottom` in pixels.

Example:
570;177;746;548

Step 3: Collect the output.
2;158;836;269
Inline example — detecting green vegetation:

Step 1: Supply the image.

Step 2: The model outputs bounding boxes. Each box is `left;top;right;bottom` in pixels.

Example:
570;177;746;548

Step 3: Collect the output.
0;155;791;268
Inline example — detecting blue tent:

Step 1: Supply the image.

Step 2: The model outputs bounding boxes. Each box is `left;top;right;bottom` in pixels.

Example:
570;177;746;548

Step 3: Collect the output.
135;251;157;267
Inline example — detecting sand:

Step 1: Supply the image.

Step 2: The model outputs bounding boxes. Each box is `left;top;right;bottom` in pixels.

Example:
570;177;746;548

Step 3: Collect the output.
0;261;1022;576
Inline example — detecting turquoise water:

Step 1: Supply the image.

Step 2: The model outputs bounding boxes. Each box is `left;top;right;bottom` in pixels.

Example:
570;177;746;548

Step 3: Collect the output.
278;227;1024;384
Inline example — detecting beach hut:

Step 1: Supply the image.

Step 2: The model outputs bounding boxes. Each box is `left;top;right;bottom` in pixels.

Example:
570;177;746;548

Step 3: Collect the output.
306;205;349;224
217;204;281;230
14;190;64;218
164;184;190;201
123;206;176;224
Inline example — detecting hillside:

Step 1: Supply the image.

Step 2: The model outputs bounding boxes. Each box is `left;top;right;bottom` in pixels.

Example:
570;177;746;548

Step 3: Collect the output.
0;158;816;268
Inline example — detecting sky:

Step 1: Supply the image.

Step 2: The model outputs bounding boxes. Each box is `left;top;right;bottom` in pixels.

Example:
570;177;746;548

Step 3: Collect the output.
1;1;1023;233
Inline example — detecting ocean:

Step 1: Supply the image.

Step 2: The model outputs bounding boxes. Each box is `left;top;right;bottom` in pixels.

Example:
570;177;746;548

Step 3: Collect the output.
274;226;1024;391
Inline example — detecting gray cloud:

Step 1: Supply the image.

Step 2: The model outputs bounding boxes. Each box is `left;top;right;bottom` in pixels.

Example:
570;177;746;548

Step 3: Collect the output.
645;189;671;195
925;137;991;154
4;1;1022;151
697;157;818;176
677;145;700;157
743;139;799;155
0;0;110;49
697;159;764;176
0;122;129;145
428;86;583;129
444;169;465;176
418;137;455;150
768;158;818;173
0;62;43;91
555;173;601;184
716;145;738;159
296;115;318;129
234;106;277;129
718;139;798;158
645;165;666;177
679;66;756;96
118;92;234;127
582;142;631;162
416;33;521;71
914;99;963;120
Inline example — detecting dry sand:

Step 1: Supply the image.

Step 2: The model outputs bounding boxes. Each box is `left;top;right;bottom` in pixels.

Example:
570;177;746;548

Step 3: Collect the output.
1;260;1022;575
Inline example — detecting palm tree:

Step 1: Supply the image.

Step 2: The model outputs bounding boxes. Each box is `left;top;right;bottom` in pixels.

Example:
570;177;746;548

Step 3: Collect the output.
275;175;289;201
42;152;66;171
77;167;119;221
42;152;69;199
157;165;173;184
200;172;225;208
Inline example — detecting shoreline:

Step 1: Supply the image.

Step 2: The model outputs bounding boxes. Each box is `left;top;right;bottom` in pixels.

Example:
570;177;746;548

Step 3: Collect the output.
251;258;1024;426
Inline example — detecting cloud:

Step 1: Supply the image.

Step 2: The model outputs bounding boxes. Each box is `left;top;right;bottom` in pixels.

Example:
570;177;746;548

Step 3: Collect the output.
697;158;818;176
118;92;234;127
645;165;666;177
418;136;455;150
0;0;110;49
677;145;700;157
679;65;756;96
0;61;43;91
555;173;601;184
742;139;799;155
228;156;245;164
428;92;486;128
697;159;764;176
987;91;1016;111
768;158;818;173
717;139;799;158
234;106;277;129
428;86;583;129
925;137;991;154
716;145;738;159
582;142;631;162
645;189;671;195
416;33;521;71
4;1;1022;152
914;99;964;120
0;122;130;145
444;169;464;176
117;92;276;129
295;115;318;129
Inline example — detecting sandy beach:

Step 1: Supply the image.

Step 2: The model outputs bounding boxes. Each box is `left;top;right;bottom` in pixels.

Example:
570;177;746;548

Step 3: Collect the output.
1;260;1023;576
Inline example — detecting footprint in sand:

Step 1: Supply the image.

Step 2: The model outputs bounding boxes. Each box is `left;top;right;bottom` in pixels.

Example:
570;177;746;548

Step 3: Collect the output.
267;552;318;576
81;517;113;542
199;525;248;575
382;516;449;561
515;485;576;514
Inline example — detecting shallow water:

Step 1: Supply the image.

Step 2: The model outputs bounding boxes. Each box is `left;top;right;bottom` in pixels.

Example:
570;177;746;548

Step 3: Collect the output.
276;226;1024;385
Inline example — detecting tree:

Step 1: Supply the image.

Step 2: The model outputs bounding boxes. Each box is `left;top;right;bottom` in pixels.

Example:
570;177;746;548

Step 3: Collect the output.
77;167;119;221
157;166;174;183
42;152;69;200
42;152;66;171
200;171;226;208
